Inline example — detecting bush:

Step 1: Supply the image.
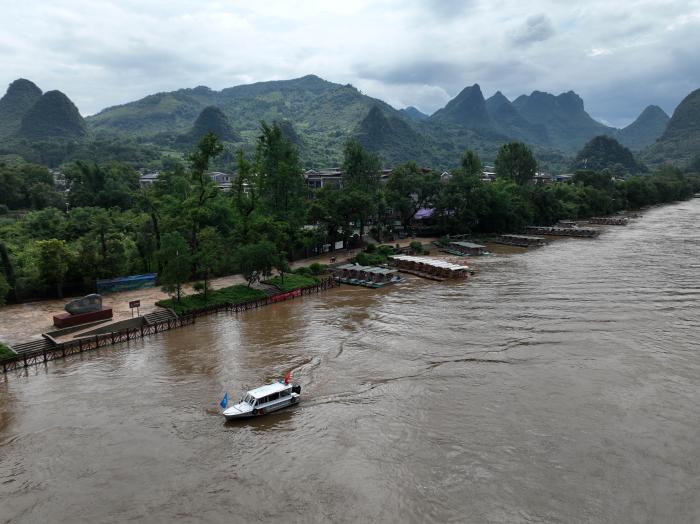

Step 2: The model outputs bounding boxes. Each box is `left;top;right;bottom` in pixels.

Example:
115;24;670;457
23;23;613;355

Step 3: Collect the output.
0;342;15;361
309;262;326;275
294;266;313;277
354;252;386;266
377;245;395;257
263;274;319;292
410;240;423;253
365;243;376;253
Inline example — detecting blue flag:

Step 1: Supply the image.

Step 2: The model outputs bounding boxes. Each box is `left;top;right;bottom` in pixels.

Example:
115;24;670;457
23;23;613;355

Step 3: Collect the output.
220;392;228;409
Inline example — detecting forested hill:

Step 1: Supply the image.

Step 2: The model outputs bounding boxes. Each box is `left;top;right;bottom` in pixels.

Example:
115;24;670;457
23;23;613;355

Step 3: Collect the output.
643;88;700;167
617;105;669;151
0;79;42;138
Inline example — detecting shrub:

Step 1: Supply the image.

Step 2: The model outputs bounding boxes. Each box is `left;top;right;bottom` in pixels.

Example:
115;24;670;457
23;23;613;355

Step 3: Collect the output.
355;252;386;266
309;262;326;275
377;245;395;257
410;240;423;253
365;243;376;253
295;266;313;277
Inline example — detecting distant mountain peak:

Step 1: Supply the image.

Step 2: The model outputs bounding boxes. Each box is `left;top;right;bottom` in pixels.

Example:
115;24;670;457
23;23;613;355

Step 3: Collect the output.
617;104;670;150
0;78;44;137
430;83;491;128
401;106;428;121
181;105;239;143
17;89;87;140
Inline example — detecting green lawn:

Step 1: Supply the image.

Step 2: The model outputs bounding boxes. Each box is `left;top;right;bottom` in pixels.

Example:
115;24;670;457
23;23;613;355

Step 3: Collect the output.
156;284;268;316
0;342;15;361
263;274;319;292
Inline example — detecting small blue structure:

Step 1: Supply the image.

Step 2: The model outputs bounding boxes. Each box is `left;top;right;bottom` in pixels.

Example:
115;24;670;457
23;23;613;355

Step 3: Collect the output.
96;273;157;294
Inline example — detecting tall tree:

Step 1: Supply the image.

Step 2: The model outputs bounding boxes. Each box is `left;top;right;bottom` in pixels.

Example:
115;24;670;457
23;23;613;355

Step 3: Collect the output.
385;162;440;232
460;149;483;177
36;239;72;298
158;232;191;303
185;132;223;267
256;122;305;224
235;240;280;287
341;140;381;239
495;142;537;185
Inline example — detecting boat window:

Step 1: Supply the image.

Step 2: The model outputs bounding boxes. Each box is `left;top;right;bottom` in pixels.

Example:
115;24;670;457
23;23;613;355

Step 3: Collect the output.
279;389;289;397
268;392;279;401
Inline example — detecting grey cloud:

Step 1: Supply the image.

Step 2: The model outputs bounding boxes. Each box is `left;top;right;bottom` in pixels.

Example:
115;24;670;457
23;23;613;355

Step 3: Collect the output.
419;0;478;19
510;14;555;46
355;61;465;88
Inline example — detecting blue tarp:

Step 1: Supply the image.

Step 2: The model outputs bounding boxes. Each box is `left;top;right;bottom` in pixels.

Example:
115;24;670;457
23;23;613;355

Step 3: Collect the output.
96;273;157;294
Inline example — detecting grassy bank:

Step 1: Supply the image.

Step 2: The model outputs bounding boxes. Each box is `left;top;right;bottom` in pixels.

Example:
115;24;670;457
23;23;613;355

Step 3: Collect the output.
263;274;319;292
156;285;268;316
0;342;15;361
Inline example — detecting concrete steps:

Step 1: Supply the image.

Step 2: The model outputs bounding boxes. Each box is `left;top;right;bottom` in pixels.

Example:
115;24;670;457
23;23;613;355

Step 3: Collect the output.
11;338;55;355
143;309;177;325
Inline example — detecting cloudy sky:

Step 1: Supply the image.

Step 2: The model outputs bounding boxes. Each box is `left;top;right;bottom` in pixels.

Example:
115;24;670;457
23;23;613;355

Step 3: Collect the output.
1;0;699;127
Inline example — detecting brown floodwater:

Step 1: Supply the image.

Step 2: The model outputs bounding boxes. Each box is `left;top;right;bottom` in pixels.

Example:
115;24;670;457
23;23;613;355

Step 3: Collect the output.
2;200;700;523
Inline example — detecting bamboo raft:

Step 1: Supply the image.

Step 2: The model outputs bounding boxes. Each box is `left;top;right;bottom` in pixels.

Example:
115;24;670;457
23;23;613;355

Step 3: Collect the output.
525;226;599;237
388;255;471;280
493;234;548;247
588;217;629;225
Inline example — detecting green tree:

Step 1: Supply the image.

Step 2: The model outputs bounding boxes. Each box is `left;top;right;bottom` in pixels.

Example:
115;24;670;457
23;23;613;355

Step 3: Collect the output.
256;122;305;224
158;232;191;303
341;140;381;239
495;142;538;185
195;227;225;301
0;273;10;306
460;150;483;177
36;239;73;297
185;132;223;268
385;162;440;232
235;241;280;287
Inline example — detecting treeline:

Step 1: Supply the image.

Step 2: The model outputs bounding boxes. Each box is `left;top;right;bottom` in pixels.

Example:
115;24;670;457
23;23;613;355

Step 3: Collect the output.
0;125;699;305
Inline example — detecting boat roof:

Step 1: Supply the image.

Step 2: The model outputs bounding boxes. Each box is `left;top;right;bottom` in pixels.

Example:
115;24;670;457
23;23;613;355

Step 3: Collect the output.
246;382;290;398
389;255;469;271
449;241;485;249
335;263;397;275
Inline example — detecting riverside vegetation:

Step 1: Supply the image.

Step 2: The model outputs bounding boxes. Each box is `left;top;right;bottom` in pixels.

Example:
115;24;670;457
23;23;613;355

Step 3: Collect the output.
1;120;699;316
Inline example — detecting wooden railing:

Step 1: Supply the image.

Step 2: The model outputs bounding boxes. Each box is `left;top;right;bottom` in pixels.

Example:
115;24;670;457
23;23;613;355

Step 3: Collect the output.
1;277;339;374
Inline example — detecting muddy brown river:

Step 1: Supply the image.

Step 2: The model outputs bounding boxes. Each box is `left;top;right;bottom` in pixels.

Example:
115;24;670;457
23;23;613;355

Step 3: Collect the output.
1;200;699;523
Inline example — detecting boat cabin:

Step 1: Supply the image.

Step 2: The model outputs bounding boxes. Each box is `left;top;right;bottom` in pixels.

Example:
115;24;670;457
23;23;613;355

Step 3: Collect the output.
448;241;487;256
243;382;294;408
333;263;401;287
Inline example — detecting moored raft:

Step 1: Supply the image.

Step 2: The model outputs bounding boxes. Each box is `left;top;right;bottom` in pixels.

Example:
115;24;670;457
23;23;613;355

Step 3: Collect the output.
332;263;403;288
525;226;599;237
588;216;629;225
388;255;470;281
493;234;548;247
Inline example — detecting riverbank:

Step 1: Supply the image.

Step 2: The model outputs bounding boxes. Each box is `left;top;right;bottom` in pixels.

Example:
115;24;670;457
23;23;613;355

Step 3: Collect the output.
0;236;435;345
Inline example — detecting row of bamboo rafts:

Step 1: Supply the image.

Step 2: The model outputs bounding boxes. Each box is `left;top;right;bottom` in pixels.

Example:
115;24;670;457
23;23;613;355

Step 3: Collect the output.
525;226;599;237
388;255;470;279
494;234;547;247
588;217;629;225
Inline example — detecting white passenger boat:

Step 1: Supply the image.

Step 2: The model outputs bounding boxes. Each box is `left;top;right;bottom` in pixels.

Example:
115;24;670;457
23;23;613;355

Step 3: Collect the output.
221;376;301;421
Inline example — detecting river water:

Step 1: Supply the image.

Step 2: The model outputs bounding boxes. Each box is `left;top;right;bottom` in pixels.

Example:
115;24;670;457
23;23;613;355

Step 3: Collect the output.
1;200;699;523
